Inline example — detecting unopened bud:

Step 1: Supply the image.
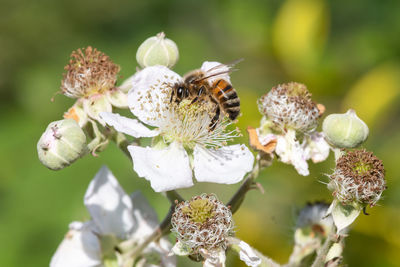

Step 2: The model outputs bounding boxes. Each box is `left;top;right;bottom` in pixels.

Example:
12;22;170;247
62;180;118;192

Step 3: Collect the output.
323;109;368;148
136;32;179;69
37;119;87;170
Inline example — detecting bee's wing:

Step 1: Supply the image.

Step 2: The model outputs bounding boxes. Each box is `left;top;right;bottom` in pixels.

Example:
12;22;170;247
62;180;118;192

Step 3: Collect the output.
205;58;244;73
194;58;244;83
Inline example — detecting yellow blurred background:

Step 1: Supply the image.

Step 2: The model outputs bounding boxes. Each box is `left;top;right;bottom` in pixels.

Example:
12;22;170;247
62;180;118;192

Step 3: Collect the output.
1;0;399;266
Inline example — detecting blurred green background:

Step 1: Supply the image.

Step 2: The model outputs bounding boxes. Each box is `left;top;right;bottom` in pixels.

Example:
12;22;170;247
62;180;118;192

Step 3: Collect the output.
1;0;400;266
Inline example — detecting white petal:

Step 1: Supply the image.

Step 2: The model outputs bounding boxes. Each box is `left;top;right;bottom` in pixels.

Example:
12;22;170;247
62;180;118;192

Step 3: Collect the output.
119;72;141;93
83;95;112;126
257;132;277;146
84;166;135;239
129;191;160;241
200;61;231;85
238;241;261;267
128;142;193;192
50;221;102;267
200;248;226;267
106;89;128;108
304;132;330;163
193;144;254;184
276;132;310;176
99;112;159;138
128;66;182;127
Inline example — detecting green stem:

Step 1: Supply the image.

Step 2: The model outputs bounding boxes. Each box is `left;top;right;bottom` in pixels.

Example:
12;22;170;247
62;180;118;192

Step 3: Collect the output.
227;156;260;214
310;226;337;267
111;131;137;159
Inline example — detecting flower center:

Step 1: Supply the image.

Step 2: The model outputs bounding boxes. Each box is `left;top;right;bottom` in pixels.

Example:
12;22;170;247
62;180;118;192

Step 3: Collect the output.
352;161;372;175
160;99;237;149
181;198;216;224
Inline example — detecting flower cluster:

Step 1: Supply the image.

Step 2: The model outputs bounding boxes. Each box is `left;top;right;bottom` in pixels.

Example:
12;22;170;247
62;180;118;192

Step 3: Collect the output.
38;31;388;267
251;82;329;175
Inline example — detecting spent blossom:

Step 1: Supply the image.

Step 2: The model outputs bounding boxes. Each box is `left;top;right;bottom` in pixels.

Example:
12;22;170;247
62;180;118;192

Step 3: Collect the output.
100;63;254;192
61;46;128;126
252;82;329;175
171;194;260;267
50;166;175;267
328;149;386;207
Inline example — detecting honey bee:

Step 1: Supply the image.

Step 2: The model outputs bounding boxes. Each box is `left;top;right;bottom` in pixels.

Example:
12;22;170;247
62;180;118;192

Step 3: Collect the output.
170;60;242;129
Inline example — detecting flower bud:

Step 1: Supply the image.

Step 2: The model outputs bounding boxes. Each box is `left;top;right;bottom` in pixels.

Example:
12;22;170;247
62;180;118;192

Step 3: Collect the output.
322;109;369;148
136;32;179;69
37;119;87;170
171;194;234;255
329;149;386;206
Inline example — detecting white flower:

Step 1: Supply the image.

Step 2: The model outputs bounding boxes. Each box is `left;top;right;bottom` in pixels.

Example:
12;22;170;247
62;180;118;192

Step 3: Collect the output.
50;166;175;267
100;63;254;192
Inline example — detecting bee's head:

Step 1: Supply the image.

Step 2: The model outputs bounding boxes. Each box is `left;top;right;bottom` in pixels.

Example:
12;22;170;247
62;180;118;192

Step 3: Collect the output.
171;83;189;103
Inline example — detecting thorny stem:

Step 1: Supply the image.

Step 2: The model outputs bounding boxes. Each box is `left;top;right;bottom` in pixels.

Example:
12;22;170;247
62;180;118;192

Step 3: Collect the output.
311;225;338;267
227;155;261;214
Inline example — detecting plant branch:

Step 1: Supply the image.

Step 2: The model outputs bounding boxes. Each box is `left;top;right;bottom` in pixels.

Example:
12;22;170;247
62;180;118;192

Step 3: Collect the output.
227;156;261;214
311;226;338;267
111;131;137;159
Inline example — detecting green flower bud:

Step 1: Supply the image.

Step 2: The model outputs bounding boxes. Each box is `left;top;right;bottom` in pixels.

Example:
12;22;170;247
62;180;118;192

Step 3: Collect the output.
136;32;179;69
322;109;368;148
37;119;87;170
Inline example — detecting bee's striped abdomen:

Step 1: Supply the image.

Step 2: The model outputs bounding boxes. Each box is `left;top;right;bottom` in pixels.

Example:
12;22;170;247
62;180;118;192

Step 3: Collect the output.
212;79;240;120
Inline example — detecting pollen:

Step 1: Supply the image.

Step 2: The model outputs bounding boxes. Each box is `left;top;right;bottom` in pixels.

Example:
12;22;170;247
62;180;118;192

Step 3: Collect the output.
61;46;120;98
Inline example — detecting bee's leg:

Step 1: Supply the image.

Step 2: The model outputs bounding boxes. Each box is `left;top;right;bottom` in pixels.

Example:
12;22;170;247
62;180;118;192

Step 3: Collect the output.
209;105;220;131
190;86;205;105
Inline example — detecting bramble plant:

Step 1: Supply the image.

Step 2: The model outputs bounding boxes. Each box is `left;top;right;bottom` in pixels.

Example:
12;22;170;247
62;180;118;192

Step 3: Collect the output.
38;32;386;267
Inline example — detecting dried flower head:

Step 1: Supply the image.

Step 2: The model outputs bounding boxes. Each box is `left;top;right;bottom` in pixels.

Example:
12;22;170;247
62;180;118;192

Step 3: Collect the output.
61;46;120;98
329;149;386;206
258;82;320;132
171;194;234;254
